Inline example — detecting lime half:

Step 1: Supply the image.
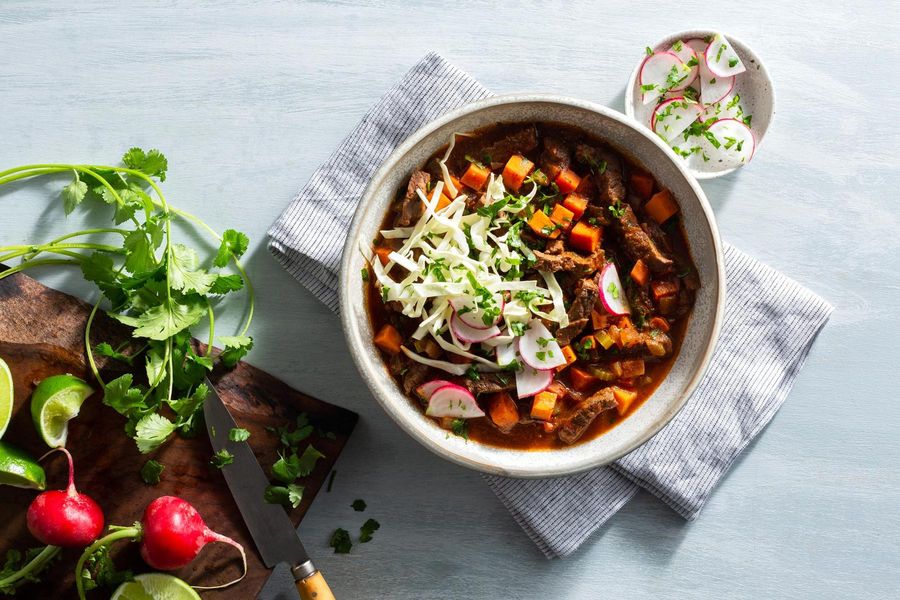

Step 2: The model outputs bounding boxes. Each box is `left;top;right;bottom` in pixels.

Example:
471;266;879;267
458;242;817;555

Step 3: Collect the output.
0;357;12;439
0;440;46;490
111;574;200;600
30;374;94;448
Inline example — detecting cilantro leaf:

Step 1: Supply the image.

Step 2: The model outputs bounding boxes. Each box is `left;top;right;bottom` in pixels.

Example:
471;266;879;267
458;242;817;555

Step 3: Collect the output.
214;229;249;268
166;383;208;422
62;174;88;215
0;546;61;594
217;335;253;367
113;295;206;341
94;342;133;365
80;544;133;593
264;483;304;508
169;244;216;294
271;452;301;484
351;499;366;512
295;444;325;476
229;428;250;442
208;274;244;294
210;449;234;469
134;413;176;453
140;459;164;485
122;147;168;181
144;342;167;386
359;518;380;543
102;374;145;416
329;528;352;554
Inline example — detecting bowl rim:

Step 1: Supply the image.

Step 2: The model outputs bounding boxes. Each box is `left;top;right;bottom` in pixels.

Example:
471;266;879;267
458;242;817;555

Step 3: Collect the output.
339;93;726;478
623;29;776;180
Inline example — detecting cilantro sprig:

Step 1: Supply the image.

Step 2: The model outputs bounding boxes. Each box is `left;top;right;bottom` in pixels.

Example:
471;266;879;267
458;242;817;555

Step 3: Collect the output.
0;148;255;455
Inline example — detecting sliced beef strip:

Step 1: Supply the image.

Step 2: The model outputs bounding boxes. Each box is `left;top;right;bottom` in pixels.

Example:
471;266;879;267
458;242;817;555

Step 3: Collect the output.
477;125;539;165
617;204;674;272
532;246;605;277
540;136;571;179
558;387;617;445
575;143;626;205
388;353;431;397
626;280;655;324
555;276;600;346
394;170;430;227
465;372;516;396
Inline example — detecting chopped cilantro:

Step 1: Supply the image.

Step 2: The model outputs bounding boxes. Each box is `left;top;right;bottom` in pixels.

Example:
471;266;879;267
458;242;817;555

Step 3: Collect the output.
351;499;367;512
359;519;380;543
329;528;352;554
140;459;164;485
210;449;234;469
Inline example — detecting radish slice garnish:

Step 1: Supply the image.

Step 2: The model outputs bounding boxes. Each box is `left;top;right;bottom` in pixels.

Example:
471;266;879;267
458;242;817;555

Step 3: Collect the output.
699;118;755;168
700;93;746;122
698;53;735;106
684;38;709;56
668;40;699;90
652;97;702;143
515;366;553;399
450;311;501;343
639;52;691;105
495;341;519;369
415;379;455;401
425;384;485;419
705;33;746;78
518;320;567;370
599;263;631;316
449;295;503;330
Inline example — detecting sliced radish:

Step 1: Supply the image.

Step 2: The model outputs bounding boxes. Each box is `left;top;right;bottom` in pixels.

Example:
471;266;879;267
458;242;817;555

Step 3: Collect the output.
684;38;709;55
495;342;518;368
449;295;503;330
518;320;567;370
652;97;702;143
425;384;485;419
668;40;699;89
705;33;746;78
415;379;455;401
698;53;735;106
515;366;553;399
639;52;691;105
450;311;501;344
699;118;755;168
599;263;631;316
700;93;745;122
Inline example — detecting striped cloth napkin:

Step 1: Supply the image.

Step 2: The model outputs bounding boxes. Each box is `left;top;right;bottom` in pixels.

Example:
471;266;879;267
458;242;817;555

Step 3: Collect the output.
268;52;833;558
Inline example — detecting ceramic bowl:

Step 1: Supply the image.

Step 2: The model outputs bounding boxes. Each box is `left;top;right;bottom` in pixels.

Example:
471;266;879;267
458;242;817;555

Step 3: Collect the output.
339;95;725;478
624;30;775;179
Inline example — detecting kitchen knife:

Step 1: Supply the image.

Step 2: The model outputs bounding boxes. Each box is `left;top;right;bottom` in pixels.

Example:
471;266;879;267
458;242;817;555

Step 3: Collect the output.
203;380;335;600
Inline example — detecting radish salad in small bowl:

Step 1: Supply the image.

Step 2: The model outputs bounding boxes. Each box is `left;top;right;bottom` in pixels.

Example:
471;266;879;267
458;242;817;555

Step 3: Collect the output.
625;30;775;179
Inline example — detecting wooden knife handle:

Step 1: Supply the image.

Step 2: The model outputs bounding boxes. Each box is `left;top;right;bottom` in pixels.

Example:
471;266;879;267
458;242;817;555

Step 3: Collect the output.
295;569;335;600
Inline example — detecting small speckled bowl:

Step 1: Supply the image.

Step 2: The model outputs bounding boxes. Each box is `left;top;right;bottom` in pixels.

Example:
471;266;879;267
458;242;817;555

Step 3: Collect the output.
625;30;775;179
340;95;725;478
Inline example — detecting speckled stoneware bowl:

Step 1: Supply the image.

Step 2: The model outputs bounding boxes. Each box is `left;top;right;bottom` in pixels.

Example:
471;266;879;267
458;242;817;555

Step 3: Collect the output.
624;30;775;179
340;95;725;478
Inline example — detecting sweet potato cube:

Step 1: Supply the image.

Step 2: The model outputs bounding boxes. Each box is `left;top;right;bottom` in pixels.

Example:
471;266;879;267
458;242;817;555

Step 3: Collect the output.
531;391;557;421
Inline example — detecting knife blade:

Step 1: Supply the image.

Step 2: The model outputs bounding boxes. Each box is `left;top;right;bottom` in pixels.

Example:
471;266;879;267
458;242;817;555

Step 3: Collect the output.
203;379;335;600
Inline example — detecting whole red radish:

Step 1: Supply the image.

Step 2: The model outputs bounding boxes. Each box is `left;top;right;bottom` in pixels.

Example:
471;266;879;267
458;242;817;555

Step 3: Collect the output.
26;447;104;547
140;495;246;585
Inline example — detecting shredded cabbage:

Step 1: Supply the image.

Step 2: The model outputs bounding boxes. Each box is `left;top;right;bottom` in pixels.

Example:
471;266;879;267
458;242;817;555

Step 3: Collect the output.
371;132;571;363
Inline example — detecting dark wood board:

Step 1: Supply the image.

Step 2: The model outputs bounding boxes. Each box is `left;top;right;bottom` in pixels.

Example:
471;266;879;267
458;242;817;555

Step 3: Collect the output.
0;267;357;598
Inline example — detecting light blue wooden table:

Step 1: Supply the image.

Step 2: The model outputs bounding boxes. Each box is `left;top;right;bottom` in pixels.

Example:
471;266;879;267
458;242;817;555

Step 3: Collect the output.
1;1;897;598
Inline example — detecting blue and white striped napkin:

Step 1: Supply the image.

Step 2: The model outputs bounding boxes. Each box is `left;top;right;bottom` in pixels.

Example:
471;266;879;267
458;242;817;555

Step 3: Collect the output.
268;52;833;558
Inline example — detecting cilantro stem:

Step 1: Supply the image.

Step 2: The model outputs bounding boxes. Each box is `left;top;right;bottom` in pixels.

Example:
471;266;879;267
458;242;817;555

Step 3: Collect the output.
0;545;60;591
85;299;105;387
206;301;215;358
0;258;81;279
74;526;142;600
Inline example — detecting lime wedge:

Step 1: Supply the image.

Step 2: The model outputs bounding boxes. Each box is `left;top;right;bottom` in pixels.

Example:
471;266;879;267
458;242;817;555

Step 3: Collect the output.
0;357;12;439
0;440;46;490
30;374;94;448
111;573;200;600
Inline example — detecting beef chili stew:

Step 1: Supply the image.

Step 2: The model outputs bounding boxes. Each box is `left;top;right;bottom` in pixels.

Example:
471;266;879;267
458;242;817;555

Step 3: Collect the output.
365;122;698;450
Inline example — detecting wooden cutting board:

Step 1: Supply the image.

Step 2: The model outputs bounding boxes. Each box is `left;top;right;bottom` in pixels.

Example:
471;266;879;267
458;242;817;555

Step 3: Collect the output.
0;267;357;598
